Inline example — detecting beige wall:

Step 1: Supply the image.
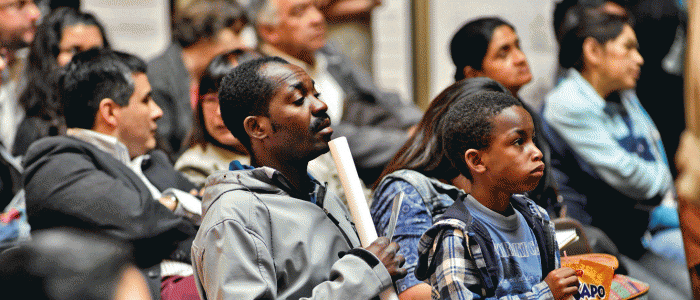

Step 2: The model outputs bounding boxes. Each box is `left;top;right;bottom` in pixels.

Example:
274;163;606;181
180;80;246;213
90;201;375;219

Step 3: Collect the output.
82;0;171;61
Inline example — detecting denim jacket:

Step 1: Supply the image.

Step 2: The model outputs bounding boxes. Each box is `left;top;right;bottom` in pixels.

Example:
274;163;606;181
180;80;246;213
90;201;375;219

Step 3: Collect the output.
371;169;464;293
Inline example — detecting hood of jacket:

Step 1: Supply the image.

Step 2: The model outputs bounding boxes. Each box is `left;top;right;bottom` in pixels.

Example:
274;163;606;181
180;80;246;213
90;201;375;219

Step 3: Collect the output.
201;166;285;216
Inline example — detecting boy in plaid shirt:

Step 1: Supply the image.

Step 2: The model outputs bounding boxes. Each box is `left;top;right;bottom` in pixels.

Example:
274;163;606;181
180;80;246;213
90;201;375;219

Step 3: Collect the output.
414;91;579;299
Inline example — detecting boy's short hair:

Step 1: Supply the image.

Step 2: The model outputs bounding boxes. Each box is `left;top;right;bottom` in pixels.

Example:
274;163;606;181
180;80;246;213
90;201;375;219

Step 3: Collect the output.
218;56;289;151
441;91;522;179
60;49;146;130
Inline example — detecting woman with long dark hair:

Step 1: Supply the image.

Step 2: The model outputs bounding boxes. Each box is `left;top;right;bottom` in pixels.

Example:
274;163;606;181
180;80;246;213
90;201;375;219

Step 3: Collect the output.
371;77;509;300
13;7;109;156
174;49;260;188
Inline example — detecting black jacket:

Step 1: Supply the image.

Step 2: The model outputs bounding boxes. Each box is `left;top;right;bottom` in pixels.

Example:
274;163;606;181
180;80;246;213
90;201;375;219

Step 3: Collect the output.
23;136;197;299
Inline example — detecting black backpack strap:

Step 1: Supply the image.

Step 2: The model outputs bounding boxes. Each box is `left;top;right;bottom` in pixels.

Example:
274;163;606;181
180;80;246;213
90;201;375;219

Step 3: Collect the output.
437;196;500;297
511;195;558;277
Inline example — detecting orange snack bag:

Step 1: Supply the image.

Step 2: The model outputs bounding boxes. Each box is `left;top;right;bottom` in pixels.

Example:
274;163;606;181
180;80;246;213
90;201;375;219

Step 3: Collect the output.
561;254;617;300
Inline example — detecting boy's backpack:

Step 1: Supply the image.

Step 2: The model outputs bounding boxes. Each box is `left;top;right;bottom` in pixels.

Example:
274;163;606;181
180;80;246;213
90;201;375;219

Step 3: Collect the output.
418;194;558;298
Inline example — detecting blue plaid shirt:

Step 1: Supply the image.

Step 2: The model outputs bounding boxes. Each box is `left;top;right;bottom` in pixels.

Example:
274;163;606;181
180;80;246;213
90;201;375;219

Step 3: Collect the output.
416;196;559;300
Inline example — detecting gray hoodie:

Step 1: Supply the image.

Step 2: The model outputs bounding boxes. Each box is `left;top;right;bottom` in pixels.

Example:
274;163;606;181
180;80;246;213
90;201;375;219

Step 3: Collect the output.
191;166;393;300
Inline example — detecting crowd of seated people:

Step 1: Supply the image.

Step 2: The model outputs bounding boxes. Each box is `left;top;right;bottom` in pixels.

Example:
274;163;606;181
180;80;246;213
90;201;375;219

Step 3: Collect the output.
0;0;694;299
12;7;108;157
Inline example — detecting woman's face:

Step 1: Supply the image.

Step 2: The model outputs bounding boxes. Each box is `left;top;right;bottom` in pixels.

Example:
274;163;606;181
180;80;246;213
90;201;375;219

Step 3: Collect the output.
597;24;644;92
479;25;532;93
56;24;104;67
201;92;244;150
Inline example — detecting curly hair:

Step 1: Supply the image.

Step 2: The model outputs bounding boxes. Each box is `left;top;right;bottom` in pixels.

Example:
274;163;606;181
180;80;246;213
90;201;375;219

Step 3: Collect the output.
219;56;288;151
441;91;522;179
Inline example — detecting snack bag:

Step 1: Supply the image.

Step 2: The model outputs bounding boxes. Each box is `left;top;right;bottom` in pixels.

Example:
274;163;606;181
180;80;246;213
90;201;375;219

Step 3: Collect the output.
561;254;617;300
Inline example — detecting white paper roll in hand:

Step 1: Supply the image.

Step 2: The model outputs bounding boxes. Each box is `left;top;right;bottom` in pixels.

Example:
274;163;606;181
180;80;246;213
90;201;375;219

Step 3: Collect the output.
329;137;399;300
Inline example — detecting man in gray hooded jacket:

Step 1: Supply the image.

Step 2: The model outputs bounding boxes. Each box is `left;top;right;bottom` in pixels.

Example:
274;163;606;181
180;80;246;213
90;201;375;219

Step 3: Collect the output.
191;56;406;300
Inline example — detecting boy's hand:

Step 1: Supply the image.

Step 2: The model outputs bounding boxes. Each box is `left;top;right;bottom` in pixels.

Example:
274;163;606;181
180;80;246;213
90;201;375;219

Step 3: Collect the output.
544;267;579;300
365;237;408;281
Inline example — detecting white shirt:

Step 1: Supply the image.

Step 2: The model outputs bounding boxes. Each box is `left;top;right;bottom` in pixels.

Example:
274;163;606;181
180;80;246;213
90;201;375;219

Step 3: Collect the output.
0;49;28;149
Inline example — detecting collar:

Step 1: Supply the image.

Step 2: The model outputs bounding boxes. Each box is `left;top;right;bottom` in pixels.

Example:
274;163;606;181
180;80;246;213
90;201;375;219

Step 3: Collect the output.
566;69;607;111
2;48;28;84
229;160;324;205
67;128;131;165
259;43;326;77
565;68;640;112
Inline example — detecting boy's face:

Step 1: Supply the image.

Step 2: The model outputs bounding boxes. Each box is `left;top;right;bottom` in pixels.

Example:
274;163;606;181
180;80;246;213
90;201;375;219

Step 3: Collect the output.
479;105;543;193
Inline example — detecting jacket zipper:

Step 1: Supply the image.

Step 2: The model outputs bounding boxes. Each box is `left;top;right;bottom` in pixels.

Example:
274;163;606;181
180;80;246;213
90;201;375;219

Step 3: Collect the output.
323;208;355;248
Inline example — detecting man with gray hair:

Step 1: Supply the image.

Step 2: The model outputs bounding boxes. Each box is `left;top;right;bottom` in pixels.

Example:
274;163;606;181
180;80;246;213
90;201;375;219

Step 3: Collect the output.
250;0;421;183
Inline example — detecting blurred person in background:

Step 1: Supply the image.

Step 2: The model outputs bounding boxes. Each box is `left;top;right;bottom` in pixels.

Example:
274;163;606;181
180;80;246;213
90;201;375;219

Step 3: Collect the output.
543;6;691;298
0;0;40;155
316;0;382;74
13;7;109;156
148;0;247;157
175;48;260;188
0;228;151;300
0;0;40;208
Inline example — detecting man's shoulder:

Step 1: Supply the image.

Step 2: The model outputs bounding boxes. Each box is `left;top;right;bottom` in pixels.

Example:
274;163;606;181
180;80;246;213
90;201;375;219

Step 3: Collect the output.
200;170;281;217
23;136;95;165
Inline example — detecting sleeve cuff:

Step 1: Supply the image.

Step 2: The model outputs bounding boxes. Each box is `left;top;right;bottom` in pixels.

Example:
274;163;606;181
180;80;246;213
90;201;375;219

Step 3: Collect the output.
339;248;393;290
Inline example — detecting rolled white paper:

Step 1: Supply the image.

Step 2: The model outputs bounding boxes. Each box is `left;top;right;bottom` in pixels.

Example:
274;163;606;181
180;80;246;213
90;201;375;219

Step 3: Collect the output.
329;137;399;300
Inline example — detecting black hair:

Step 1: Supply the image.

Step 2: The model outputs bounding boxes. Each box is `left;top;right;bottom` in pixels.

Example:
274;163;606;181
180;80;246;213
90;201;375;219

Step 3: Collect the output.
186;48;262;150
558;5;631;70
450;17;514;81
442;91;523;179
553;0;631;42
60;49;146;129
219;56;289;151
375;77;509;187
18;7;109;132
0;228;134;300
173;0;247;48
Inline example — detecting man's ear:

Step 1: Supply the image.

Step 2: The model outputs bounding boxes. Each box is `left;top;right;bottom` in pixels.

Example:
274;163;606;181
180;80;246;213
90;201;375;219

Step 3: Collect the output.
462;66;483;79
582;37;603;68
465;149;486;175
243;115;270;142
97;98;121;128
